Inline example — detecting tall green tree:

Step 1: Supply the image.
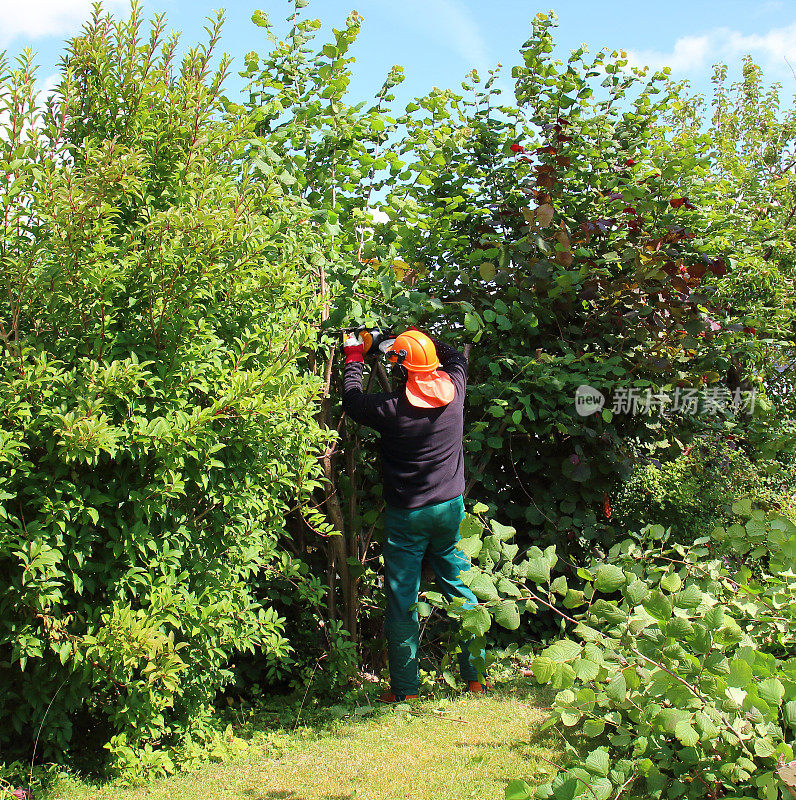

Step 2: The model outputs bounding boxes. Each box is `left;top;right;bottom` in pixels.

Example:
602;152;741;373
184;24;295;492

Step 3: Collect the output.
0;2;330;776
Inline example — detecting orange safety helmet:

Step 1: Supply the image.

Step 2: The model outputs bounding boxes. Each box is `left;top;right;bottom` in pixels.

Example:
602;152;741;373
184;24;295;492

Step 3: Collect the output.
387;329;440;371
387;330;455;409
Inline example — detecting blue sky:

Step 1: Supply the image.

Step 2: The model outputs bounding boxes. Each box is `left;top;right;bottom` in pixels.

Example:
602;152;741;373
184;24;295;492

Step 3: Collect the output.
2;0;795;107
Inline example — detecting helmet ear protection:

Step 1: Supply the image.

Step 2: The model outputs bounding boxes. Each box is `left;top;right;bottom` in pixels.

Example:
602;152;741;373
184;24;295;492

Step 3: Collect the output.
386;347;408;366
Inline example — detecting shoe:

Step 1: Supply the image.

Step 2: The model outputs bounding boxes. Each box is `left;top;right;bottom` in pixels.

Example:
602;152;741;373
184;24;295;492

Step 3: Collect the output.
378;691;418;704
468;680;490;694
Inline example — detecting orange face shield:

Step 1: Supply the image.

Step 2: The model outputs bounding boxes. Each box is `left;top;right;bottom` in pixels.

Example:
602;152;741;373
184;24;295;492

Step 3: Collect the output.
405;369;456;408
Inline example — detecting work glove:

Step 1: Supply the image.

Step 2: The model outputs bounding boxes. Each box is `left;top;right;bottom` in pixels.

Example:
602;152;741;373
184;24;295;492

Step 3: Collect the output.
342;333;365;364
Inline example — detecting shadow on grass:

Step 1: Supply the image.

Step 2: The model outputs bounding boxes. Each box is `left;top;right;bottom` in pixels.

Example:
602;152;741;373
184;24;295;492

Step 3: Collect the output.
233;677;554;745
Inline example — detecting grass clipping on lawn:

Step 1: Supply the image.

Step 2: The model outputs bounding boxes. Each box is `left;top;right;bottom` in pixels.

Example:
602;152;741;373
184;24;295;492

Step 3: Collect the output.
59;683;561;800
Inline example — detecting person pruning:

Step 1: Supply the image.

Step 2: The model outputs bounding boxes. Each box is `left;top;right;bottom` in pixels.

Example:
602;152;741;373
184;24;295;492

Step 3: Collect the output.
341;327;487;703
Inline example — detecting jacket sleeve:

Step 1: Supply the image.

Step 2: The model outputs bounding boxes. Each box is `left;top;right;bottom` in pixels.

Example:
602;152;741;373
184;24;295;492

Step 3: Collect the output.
431;337;468;394
341;361;395;432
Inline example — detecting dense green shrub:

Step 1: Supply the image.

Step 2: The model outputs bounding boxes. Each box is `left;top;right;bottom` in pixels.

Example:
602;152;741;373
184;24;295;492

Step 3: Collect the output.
241;5;789;662
507;505;796;800
613;428;796;542
0;6;331;777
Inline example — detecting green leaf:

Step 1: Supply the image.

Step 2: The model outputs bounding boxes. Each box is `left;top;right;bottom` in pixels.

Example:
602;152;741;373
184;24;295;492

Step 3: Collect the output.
674;584;702;608
584;748;610;777
497;577;522;597
532;656;555;683
526;556;551;584
758;677;784;705
594;564;626;593
494;601;521;630
460;514;483;538
590;600;626;625
754;738;776;758
469;572;499;601
674;720;699;747
541;639;582;663
573;623;602;642
725;686;747;709
563;589;585;609
728;658;753;688
574;659;600;681
732;499;752;517
605;672;626;702
415;601;432;618
704;606;725;629
458;537;482;558
643;591;673;622
660;572;682;593
479;262;497;280
490;520;516;540
505;779;534;800
583;719;605;737
461;605;491;637
464;312;481;332
560;709;581;727
623;579;649;606
657;708;689;733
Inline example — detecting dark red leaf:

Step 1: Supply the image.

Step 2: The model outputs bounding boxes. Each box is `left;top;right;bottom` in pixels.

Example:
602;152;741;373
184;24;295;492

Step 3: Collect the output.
707;258;727;277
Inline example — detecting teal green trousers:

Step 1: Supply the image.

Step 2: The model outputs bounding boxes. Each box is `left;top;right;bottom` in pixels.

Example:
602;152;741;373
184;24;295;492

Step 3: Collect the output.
383;495;485;695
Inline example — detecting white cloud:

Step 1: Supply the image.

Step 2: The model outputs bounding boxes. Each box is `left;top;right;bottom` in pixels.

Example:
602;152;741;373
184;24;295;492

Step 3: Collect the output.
628;21;796;77
0;0;127;46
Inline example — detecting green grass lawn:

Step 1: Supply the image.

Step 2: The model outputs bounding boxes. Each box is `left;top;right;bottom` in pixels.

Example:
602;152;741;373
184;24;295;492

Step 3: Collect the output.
52;681;561;800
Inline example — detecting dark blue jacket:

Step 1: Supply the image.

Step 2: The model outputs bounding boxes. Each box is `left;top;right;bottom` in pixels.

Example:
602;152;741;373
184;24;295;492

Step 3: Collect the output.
342;338;467;509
